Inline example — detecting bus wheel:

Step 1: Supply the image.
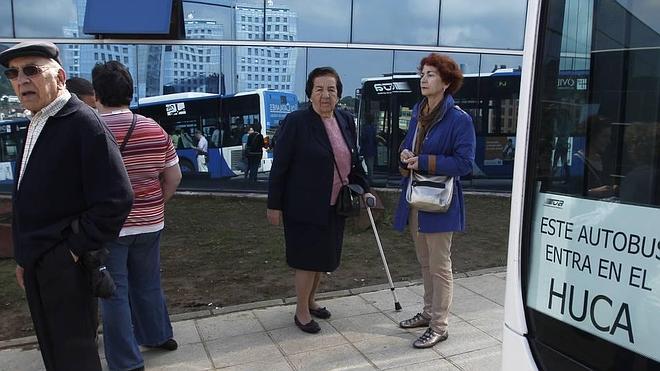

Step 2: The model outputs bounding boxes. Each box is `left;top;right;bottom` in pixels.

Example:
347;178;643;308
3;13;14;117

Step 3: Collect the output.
179;158;195;173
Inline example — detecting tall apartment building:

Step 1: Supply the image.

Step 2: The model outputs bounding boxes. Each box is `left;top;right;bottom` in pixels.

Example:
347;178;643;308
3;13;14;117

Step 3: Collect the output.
235;4;298;92
161;16;223;94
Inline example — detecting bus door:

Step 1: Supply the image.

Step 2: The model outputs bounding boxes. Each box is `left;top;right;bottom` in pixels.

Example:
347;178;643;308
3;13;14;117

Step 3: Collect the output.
390;88;419;174
358;79;394;182
0;119;27;186
262;91;297;170
220;94;260;174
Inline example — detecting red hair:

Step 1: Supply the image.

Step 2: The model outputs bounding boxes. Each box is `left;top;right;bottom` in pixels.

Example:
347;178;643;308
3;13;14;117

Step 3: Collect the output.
418;53;464;95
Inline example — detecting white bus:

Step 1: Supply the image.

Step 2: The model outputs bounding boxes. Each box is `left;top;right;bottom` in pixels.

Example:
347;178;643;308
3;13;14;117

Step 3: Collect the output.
134;89;298;178
503;0;660;370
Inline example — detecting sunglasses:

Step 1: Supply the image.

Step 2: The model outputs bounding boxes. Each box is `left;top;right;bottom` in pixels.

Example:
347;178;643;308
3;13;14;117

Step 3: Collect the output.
3;65;52;80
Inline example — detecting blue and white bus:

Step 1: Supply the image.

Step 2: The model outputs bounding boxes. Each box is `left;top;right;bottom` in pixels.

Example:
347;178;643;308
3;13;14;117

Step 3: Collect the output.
0;117;28;186
134;89;298;178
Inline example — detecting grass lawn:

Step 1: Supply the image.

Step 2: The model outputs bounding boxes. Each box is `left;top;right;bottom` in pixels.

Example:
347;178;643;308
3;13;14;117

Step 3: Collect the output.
0;191;510;341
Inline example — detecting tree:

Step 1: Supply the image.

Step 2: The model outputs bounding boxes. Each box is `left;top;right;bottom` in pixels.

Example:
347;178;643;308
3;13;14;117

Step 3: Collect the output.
339;96;357;112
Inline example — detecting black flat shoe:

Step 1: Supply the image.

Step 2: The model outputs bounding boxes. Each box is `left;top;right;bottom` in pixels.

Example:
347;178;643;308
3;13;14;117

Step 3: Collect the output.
145;338;178;351
294;315;321;333
309;307;331;319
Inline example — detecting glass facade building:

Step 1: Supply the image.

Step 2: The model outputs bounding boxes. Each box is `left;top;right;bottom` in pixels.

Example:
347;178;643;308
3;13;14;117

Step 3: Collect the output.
0;0;530;190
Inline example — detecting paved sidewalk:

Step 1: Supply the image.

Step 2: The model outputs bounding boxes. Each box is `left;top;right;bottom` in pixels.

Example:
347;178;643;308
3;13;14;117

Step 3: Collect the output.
0;270;505;371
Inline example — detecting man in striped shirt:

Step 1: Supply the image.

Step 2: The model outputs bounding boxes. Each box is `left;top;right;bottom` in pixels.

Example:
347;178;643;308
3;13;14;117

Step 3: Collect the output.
93;61;182;371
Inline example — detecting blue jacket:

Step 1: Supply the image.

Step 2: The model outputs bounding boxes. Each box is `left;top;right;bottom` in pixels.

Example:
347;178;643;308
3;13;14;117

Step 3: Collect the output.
393;95;476;233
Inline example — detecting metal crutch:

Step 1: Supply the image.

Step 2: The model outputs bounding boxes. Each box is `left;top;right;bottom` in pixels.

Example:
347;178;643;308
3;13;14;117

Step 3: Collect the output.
365;196;402;311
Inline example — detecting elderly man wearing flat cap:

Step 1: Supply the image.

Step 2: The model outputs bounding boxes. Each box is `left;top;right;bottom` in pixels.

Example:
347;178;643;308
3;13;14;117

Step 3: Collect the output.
0;41;133;371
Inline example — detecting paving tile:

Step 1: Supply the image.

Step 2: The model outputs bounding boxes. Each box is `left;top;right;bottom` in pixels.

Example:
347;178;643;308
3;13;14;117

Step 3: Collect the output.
142;342;212;370
432;321;500;358
0;348;45;371
360;287;423;313
449;294;503;322
330;312;406;343
407;284;424;297
172;320;203;345
448;344;502;371
268;321;348;355
468;315;504;342
287;343;375;371
253;305;297;331
385;358;460;371
316;295;379;320
205;332;280;368
195;311;264;341
352;332;441;370
455;275;506;305
219;355;293;371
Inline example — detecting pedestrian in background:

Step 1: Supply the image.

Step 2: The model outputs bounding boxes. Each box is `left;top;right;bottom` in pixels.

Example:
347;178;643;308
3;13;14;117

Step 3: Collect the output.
246;122;264;183
394;53;476;348
1;41;133;371
267;67;373;334
66;76;96;109
93;60;182;371
194;129;208;172
360;113;378;182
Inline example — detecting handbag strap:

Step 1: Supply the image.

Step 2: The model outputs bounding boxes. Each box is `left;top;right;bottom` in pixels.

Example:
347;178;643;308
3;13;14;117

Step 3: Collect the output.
119;114;138;154
409;120;421;178
331;152;348;186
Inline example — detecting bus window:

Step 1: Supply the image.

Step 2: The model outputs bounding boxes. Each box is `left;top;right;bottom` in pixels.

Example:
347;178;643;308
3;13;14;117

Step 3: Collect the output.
135;90;298;178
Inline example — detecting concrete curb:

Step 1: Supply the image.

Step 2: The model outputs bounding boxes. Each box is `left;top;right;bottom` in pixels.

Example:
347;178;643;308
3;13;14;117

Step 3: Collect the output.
0;265;506;350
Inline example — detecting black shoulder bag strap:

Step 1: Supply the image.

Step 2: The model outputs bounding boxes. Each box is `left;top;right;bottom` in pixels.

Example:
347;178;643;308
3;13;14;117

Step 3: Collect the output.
119;114;137;154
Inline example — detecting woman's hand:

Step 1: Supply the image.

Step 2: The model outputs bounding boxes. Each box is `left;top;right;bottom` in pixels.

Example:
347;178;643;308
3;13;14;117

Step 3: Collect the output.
400;149;414;163
363;192;376;208
404;156;419;170
266;208;282;226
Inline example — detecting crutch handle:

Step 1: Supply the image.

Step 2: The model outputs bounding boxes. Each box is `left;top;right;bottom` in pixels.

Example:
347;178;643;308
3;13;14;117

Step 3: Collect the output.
365;195;376;208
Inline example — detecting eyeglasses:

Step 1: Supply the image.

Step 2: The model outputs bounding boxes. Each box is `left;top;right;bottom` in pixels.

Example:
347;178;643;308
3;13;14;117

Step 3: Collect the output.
3;65;52;80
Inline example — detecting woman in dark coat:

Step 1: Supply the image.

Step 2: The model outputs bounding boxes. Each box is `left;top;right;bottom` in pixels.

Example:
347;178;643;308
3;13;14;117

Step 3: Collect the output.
267;67;372;333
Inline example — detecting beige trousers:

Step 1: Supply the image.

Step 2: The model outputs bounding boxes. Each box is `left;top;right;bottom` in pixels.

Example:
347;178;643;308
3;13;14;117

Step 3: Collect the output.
409;209;454;333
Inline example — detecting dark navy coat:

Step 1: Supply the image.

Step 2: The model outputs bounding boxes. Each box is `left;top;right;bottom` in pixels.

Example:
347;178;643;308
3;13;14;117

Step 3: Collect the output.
267;106;369;226
12;95;133;267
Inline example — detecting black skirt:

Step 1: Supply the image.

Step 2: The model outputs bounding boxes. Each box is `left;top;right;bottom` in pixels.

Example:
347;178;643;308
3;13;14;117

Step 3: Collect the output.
283;205;346;272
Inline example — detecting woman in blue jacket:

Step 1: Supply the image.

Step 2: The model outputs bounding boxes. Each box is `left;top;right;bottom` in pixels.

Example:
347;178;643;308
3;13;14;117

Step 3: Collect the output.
394;53;476;348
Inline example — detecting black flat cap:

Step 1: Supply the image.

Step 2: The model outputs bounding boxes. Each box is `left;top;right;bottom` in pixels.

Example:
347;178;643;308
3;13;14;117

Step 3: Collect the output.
0;41;62;68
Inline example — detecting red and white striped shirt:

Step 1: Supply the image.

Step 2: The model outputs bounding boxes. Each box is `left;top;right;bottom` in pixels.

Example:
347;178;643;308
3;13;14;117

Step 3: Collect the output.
102;110;178;236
